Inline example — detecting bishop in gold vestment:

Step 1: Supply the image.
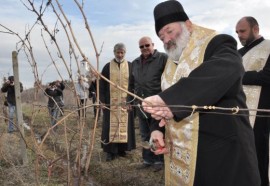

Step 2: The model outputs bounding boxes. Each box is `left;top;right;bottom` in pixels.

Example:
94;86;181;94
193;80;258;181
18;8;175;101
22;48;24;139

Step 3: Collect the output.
142;1;261;185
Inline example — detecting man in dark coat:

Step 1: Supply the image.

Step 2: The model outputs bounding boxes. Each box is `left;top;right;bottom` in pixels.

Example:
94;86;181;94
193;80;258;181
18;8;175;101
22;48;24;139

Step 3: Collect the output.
131;36;168;171
89;79;100;119
45;80;65;127
100;43;136;161
236;16;270;186
142;1;261;185
1;75;23;133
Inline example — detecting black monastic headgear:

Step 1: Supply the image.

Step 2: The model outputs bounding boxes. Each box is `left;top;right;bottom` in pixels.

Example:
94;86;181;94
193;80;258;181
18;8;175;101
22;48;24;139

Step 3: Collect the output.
154;0;189;35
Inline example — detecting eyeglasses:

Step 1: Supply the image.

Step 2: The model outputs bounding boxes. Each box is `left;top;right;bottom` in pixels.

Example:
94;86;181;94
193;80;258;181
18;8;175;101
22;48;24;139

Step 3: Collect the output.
139;44;151;49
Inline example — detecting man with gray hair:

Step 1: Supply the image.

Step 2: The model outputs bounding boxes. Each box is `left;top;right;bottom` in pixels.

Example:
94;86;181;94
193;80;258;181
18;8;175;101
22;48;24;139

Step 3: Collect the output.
100;43;136;161
141;0;260;185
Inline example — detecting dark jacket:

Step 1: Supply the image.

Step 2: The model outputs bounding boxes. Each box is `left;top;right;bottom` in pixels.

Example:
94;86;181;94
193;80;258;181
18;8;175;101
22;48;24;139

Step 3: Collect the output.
1;81;23;105
45;82;65;108
89;80;97;99
131;49;168;98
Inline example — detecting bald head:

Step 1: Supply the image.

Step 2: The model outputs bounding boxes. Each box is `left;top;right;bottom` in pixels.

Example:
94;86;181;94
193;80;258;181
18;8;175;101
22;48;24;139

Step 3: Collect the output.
139;36;154;58
236;16;260;46
139;36;152;44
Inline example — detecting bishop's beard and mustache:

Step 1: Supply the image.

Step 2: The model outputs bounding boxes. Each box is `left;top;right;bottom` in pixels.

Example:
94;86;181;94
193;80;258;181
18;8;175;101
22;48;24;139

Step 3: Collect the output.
164;22;191;61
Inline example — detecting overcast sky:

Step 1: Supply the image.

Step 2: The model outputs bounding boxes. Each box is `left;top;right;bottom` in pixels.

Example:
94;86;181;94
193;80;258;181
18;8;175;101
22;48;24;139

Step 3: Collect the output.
1;0;270;88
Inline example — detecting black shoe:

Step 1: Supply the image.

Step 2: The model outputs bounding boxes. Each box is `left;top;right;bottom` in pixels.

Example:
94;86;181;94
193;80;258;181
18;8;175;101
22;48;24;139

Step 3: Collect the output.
106;153;115;162
153;163;164;172
118;151;126;157
136;163;152;170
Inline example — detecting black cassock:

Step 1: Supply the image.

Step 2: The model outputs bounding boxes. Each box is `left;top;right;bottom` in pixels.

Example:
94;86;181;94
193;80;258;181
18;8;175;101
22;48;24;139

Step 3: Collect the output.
99;60;136;154
239;37;270;186
153;34;261;186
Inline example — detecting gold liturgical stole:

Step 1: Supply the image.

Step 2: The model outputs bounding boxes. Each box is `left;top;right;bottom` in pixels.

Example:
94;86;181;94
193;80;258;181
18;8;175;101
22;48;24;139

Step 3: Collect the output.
109;59;129;143
242;40;270;127
161;25;217;186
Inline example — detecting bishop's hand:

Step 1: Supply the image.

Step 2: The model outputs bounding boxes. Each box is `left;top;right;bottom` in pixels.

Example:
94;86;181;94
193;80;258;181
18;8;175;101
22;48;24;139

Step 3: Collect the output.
142;95;173;127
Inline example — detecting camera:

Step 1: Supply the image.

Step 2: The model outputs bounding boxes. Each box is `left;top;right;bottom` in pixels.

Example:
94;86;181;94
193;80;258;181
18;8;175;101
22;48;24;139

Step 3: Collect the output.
6;80;14;86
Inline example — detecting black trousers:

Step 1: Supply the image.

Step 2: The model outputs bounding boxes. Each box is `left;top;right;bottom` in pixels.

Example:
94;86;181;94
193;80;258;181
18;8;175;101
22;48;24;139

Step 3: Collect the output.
137;115;163;164
254;116;270;186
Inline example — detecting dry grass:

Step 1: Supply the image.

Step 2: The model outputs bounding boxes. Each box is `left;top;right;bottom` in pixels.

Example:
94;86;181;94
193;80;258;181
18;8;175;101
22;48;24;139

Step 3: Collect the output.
0;88;165;186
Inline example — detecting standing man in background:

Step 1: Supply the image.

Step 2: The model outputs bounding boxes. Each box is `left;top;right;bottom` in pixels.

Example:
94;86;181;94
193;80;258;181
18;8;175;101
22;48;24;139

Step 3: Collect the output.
89;78;100;119
131;36;168;171
1;75;23;133
1;77;8;124
75;75;89;118
100;43;136;161
45;80;65;128
236;16;270;186
55;80;65;116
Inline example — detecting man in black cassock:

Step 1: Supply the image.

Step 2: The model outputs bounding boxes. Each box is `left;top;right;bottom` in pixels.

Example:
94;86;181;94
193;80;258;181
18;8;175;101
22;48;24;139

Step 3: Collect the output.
142;1;261;185
236;16;270;186
99;43;136;161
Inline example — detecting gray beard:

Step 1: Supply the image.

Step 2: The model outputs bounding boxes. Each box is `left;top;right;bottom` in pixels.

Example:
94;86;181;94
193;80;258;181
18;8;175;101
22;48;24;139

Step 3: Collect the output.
115;58;124;63
164;23;190;62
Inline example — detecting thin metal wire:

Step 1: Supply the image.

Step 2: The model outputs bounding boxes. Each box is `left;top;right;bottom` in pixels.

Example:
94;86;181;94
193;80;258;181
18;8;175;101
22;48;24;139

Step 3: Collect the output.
95;102;270;118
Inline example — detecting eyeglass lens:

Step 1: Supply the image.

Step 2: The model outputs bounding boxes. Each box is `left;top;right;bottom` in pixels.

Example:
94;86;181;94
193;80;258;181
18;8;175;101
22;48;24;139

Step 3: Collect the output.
139;44;150;49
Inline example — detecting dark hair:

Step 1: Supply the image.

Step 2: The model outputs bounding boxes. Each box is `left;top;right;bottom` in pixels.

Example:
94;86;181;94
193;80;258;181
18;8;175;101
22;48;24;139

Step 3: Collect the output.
245;16;259;28
8;76;14;81
49;81;56;86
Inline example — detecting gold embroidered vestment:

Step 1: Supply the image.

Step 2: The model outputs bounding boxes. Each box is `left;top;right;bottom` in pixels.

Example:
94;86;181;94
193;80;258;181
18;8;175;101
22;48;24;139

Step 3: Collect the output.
109;60;129;143
161;25;217;186
242;40;270;127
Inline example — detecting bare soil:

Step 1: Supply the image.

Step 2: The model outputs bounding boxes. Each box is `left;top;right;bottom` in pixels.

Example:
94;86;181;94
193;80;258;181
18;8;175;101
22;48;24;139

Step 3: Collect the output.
87;120;165;186
0;106;165;186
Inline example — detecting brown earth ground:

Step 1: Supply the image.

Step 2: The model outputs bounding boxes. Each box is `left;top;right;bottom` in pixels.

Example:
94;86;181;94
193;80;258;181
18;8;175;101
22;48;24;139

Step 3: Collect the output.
0;102;165;186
